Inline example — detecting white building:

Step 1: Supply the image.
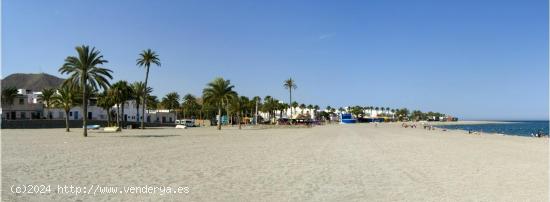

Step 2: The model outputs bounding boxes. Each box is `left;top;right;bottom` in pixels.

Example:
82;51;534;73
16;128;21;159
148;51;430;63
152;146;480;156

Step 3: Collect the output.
112;100;176;123
2;88;176;123
1;89;44;120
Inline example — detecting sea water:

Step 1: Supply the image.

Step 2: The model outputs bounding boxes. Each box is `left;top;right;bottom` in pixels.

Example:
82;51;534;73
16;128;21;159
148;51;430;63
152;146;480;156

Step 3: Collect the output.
436;121;549;137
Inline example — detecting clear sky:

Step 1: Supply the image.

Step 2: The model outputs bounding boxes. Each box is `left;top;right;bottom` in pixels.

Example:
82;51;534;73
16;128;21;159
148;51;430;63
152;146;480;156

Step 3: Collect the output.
3;0;548;120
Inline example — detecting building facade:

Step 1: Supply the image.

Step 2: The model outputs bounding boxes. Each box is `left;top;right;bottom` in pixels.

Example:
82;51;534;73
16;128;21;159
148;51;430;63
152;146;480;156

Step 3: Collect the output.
1;88;176;123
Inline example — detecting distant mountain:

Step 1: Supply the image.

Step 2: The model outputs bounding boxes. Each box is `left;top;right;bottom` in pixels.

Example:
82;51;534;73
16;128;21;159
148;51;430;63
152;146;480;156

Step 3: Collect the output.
1;73;65;91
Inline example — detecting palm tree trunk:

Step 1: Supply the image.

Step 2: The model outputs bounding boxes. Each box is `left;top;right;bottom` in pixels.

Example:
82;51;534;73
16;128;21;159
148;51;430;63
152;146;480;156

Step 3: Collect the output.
141;66;150;129
82;81;88;137
289;88;293;124
255;100;258;125
238;112;242;129
116;103;120;127
217;107;222;130
136;100;140;124
121;102;125;129
65;110;70;132
107;109;112;126
199;109;202;126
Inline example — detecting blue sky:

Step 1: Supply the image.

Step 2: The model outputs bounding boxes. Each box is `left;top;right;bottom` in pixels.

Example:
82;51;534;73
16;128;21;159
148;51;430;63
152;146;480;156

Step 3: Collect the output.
3;0;548;120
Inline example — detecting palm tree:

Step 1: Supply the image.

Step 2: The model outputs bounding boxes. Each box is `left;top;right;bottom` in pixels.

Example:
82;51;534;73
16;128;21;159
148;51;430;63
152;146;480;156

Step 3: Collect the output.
39;88;55;118
97;90;115;126
51;84;80;132
182;94;197;119
262;96;272;122
314;105;320;120
59;45;113;137
110;81;135;127
1;87;18;107
146;95;159;110
202;78;237;130
136;49;161;129
229;96;246;129
110;81;134;127
239;96;250;121
283;78;297;120
161;92;180;122
1;87;19;119
252;96;261;124
291;101;299;118
132;81;152;123
299;103;306;115
281;103;290;118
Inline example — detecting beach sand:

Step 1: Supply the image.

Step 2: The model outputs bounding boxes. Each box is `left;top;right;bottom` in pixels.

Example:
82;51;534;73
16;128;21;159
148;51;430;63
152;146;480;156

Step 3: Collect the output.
2;123;548;201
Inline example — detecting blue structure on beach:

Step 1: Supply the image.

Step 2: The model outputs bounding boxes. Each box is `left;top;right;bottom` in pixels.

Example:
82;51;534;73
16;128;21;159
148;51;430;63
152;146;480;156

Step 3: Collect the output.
340;113;356;124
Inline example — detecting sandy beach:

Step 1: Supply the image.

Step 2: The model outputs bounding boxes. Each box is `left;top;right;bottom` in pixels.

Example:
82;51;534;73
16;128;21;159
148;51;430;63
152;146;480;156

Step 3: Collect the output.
2;123;548;201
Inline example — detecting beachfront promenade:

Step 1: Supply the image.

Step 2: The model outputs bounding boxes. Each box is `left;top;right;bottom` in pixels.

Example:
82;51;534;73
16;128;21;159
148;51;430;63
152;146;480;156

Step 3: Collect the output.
2;123;547;201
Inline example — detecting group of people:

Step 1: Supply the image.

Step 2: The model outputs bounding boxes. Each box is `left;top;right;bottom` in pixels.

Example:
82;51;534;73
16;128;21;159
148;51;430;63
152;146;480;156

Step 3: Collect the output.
401;123;417;128
468;129;479;135
531;131;547;138
423;125;435;130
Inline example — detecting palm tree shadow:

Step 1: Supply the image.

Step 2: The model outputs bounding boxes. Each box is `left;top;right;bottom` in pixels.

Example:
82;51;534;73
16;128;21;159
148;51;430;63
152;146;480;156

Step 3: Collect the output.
116;134;181;138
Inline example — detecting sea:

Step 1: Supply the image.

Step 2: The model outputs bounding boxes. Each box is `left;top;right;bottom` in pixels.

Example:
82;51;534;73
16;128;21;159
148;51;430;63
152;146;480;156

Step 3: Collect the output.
436;121;549;137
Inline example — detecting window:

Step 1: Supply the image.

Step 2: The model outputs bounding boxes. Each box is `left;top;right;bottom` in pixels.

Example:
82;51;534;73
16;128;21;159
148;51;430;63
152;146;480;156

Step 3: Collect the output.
20;112;26;119
19;99;24;105
69;111;73;116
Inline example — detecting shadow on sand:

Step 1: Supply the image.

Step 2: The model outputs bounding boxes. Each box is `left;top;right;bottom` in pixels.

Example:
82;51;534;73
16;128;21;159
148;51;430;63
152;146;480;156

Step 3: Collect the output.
115;134;181;138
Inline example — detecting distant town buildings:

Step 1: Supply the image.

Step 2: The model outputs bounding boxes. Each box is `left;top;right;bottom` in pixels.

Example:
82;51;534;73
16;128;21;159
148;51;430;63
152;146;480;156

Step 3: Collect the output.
1;88;175;123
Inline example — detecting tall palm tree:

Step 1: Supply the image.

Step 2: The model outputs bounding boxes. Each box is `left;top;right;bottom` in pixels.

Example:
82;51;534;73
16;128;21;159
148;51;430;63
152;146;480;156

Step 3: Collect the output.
202;78;237;130
110;81;134;127
132;81;152;123
161;92;180;122
283;78;297;119
39;88;55;119
59;45;112;137
51;84;80;132
137;49;161;129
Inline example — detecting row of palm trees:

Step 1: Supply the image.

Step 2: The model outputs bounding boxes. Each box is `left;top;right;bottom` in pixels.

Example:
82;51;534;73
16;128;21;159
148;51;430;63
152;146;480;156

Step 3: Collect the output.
320;105;447;122
33;44;449;137
53;45;160;137
49;45;311;135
